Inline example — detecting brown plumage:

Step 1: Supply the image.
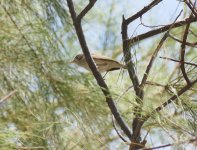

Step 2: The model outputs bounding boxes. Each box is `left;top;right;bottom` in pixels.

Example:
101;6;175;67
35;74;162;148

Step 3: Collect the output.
70;53;126;72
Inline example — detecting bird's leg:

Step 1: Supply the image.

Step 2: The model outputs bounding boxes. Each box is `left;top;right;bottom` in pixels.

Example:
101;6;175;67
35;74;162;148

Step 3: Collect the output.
102;71;109;79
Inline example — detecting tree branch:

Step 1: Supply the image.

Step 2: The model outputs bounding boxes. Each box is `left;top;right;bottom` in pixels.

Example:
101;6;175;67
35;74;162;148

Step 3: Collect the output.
128;16;197;46
140;11;182;89
169;34;197;47
185;0;197;18
121;1;164;149
112;116;128;143
180;16;191;85
121;0;163;96
67;0;132;140
124;0;162;25
77;0;97;20
160;56;197;67
0;90;17;105
144;137;197;150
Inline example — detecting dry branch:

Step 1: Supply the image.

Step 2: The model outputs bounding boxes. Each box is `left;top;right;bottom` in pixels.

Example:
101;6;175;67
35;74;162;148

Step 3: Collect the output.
180;15;191;85
0;90;17;105
185;0;197;18
160;56;197;67
144;137;197;150
121;1;164;149
169;34;197;47
128;16;197;45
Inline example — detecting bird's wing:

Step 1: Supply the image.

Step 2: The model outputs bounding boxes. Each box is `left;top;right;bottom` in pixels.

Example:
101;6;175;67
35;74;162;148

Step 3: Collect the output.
95;61;108;66
92;53;113;60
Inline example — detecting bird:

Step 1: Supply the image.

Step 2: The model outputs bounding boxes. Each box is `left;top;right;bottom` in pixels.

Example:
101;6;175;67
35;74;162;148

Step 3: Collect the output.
70;53;126;73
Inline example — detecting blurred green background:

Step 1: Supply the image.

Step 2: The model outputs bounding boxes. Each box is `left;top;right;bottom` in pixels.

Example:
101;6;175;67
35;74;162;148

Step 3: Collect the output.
0;0;196;149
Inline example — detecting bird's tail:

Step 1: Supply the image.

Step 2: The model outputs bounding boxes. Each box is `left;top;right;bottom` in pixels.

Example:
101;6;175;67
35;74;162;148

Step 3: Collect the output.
123;65;127;69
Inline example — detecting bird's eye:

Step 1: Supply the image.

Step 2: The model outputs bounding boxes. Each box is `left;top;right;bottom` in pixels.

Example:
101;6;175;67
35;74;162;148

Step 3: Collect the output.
75;55;83;60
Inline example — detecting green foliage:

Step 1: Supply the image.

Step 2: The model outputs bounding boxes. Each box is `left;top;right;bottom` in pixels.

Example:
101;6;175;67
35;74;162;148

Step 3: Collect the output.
0;0;196;149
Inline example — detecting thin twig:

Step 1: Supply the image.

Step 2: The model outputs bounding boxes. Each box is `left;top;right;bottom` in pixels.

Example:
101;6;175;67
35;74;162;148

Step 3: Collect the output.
0;90;17;105
140;16;166;28
112;116;128;143
160;56;197;67
188;0;197;13
180;15;192;85
189;29;197;37
77;0;97;20
143;137;197;150
169;34;197;47
145;81;166;88
185;0;197;18
124;0;162;25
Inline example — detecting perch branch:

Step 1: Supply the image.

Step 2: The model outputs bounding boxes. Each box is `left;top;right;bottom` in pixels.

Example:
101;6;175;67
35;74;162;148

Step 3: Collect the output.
67;0;132;140
77;0;97;20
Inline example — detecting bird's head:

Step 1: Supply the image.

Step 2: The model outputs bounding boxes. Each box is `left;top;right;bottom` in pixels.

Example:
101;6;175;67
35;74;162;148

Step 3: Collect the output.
70;54;84;64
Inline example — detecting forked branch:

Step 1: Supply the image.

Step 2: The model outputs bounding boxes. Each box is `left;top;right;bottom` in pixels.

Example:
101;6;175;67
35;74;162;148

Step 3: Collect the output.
128;16;197;46
77;0;97;20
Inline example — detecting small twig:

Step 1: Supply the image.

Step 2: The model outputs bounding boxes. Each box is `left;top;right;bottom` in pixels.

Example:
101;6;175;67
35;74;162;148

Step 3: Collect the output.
115;85;133;102
160;56;197;67
124;0;162;25
189;29;197;37
16;146;45;150
145;81;166;88
0;90;17;105
77;0;97;20
143;137;197;150
140;10;183;89
168;34;197;47
188;0;197;12
140;16;166;28
185;0;197;18
165;115;195;137
112;116;128;143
